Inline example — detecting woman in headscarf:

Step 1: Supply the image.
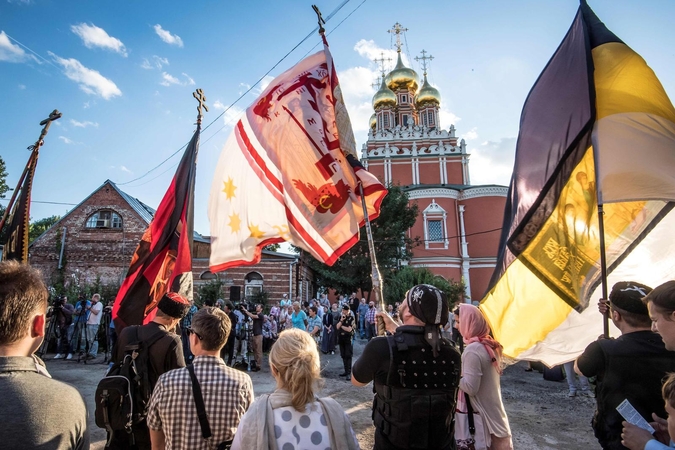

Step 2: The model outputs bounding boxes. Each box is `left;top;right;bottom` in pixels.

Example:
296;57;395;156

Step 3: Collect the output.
231;329;359;450
458;303;513;450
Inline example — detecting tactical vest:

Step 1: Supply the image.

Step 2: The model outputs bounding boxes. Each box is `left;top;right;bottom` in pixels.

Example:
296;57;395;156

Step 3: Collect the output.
373;328;461;450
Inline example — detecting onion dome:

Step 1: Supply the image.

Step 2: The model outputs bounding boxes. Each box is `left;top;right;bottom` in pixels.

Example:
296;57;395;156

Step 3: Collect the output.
416;73;441;107
372;78;397;110
385;51;419;92
369;113;377;129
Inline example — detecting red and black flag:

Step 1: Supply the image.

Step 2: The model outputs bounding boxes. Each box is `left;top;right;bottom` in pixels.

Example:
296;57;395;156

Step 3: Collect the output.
112;127;199;330
1;152;38;263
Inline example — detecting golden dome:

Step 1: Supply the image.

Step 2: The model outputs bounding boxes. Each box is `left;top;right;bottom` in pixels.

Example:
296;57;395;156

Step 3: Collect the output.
416;73;441;107
369;113;376;129
372;78;397;110
385;52;419;92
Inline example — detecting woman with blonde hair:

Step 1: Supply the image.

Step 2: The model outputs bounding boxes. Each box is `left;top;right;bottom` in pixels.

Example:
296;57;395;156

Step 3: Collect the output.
231;328;359;450
457;303;513;450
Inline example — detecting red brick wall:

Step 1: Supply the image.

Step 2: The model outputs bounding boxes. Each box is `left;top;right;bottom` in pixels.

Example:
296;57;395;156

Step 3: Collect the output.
29;182;149;289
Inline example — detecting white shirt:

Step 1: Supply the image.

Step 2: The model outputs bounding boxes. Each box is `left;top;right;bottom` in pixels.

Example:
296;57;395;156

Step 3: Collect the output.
86;302;103;325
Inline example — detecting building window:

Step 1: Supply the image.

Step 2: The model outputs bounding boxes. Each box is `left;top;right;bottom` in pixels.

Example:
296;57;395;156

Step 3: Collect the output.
402;114;409;126
428;220;443;242
423;200;448;249
85;210;122;229
383;113;389;128
401;94;407;103
244;271;264;299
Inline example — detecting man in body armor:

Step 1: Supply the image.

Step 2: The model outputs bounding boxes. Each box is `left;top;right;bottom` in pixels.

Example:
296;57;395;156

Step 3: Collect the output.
352;284;461;450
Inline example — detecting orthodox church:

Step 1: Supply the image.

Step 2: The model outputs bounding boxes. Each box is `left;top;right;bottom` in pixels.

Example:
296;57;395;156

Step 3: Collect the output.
362;23;508;302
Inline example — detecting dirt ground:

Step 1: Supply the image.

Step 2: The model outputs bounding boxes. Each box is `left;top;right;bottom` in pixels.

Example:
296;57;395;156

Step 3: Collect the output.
44;338;601;450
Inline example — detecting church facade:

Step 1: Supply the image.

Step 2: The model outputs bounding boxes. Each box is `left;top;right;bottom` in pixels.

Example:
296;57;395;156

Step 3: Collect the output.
362;24;508;302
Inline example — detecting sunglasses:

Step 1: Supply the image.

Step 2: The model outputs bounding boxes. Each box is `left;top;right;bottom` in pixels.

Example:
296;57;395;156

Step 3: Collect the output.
187;327;203;340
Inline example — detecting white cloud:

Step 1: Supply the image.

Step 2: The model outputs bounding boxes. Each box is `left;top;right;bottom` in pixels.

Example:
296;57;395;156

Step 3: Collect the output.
18;84;25;89
464;127;478;141
222;105;244;127
120;165;132;174
468;137;517;186
49;52;122;99
213;100;226;110
160;72;180;86
259;75;274;93
159;71;195;87
337;66;378;139
141;55;168;70
238;82;251;96
182;72;195;85
0;31;37;63
354;39;405;70
58;136;79;145
70;119;99;128
439;108;460;128
154;24;183;48
83;101;90;109
70;23;127;57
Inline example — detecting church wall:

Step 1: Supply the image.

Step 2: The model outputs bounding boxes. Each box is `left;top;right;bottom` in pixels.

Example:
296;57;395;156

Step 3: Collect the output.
391;160;412;185
467;266;495;301
461;195;507;257
418;159;442;184
447;161;465;185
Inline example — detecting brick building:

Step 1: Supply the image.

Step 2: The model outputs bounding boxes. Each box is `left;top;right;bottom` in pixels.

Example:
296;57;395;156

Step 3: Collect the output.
29;179;315;303
363;25;508;302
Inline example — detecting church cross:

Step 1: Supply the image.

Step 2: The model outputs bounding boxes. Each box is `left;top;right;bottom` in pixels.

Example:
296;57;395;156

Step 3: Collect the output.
371;77;381;90
373;52;392;76
415;49;434;75
387;22;408;52
192;89;209;125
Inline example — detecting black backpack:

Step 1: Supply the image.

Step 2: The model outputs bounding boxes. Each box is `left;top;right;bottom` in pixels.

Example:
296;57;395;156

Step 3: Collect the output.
95;326;166;446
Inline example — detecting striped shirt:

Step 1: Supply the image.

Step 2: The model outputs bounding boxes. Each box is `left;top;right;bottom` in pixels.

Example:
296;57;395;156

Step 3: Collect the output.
147;355;254;449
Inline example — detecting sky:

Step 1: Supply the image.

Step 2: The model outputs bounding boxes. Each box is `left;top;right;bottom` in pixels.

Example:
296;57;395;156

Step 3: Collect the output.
1;0;674;238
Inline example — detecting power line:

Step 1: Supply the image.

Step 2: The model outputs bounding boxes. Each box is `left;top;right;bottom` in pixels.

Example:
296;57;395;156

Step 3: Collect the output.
117;0;360;187
4;33;60;69
0;198;77;206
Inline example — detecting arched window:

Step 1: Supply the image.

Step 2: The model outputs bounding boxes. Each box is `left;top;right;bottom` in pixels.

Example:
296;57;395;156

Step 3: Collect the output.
85;210;122;229
244;272;264;299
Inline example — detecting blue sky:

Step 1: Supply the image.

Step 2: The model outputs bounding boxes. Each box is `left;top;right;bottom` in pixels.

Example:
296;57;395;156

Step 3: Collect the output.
1;0;674;236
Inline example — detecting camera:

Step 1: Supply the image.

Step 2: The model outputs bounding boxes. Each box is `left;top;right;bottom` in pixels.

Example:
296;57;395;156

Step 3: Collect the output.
52;296;65;309
238;301;257;313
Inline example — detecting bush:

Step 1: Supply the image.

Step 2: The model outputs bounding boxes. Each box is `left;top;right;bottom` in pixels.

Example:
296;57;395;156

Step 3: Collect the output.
384;266;464;310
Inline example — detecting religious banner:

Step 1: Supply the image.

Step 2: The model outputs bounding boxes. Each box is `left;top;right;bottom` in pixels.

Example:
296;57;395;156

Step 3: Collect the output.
113;127;199;330
480;0;675;365
208;37;387;272
1;152;38;263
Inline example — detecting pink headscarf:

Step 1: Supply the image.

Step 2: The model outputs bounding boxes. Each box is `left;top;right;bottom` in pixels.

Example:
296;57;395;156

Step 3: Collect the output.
458;304;504;374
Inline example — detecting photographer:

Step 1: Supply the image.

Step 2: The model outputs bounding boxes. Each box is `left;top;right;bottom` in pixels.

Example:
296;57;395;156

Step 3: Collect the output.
67;294;91;359
241;303;264;371
51;296;74;359
85;293;103;359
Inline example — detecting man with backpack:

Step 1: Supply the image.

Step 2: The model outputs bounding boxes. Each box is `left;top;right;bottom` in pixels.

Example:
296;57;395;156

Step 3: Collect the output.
100;291;190;449
147;307;254;449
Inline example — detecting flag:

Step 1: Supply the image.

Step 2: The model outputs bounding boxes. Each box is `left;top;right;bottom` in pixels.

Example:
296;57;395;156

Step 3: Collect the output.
208;37;387;271
480;1;675;366
1;152;38;262
112;127;199;330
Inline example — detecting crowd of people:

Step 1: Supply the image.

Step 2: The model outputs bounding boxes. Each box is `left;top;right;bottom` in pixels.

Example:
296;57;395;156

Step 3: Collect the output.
3;259;675;449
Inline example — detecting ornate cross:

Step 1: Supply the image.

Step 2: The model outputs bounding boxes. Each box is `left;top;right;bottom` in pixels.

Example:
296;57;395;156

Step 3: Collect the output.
415;49;434;75
192;89;208;125
388;22;408;52
373;52;392;76
30;109;61;151
371;77;381;90
312;5;326;35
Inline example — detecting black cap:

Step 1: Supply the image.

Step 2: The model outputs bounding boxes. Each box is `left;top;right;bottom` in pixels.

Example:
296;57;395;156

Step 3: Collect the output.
406;284;449;326
342;304;350;310
609;281;652;316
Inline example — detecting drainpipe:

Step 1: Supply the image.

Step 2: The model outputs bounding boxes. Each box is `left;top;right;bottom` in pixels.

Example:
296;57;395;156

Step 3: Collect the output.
289;259;297;297
458;205;472;303
57;227;67;269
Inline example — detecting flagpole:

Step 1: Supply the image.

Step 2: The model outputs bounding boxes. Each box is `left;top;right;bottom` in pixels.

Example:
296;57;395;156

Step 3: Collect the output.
0;110;61;232
598;204;610;338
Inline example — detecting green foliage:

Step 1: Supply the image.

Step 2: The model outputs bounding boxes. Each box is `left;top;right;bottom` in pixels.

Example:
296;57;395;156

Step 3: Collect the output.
263;243;280;251
0;156;8;199
197;279;226;307
301;185;419;296
251;289;269;311
29;215;61;243
48;272;120;306
384;266;465;310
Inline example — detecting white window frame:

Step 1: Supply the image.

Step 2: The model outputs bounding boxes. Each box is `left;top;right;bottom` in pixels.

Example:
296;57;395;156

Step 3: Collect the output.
423;200;448;249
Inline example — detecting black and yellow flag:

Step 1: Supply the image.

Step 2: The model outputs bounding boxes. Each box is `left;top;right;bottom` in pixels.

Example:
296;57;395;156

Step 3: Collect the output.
481;1;675;364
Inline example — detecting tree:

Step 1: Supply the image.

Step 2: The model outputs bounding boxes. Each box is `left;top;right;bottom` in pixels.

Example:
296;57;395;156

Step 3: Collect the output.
197;279;226;307
0;156;9;243
384;266;465;308
300;185;419;297
29;215;61;243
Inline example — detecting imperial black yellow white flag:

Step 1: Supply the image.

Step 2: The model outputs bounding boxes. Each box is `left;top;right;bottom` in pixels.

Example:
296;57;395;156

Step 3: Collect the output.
208;36;386;272
481;1;675;365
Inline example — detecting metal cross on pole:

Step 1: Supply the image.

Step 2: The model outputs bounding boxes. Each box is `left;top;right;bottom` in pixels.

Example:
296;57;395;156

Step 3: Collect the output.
312;5;326;35
192;89;208;126
415;49;434;75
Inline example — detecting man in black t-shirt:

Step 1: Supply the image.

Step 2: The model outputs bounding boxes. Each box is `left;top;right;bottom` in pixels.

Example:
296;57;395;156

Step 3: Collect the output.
242;303;264;371
576;281;675;450
352;285;461;450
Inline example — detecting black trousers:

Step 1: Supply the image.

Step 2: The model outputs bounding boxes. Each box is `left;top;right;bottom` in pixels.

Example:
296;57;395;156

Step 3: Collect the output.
339;337;353;374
